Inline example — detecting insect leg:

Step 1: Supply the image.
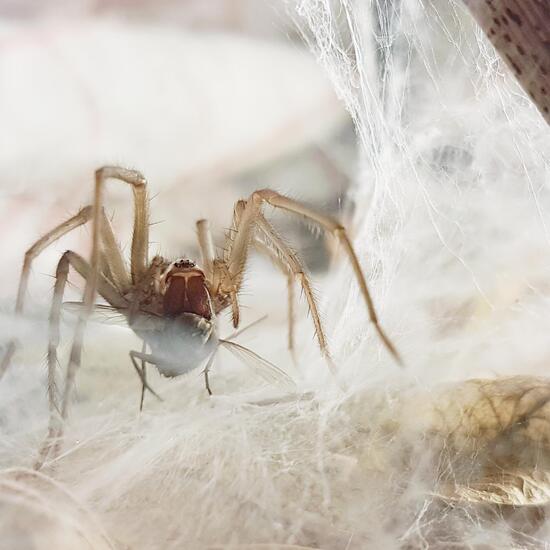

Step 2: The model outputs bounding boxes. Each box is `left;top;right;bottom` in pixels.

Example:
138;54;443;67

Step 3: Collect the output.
140;344;147;411
129;350;163;408
202;352;217;396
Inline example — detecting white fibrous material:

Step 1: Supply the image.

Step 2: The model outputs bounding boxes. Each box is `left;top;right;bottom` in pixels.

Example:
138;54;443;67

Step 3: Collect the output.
291;0;550;547
2;1;550;549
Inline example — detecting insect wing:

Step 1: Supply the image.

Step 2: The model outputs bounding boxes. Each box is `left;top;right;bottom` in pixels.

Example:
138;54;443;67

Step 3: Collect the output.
219;339;295;390
62;302;160;331
62;302;128;325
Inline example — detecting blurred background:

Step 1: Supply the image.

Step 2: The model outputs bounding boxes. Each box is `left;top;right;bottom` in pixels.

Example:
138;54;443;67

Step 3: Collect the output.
0;0;356;310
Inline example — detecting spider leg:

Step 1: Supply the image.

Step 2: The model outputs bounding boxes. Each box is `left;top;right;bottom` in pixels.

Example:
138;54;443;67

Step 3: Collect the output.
35;254;71;470
95;166;150;285
54;168;147;444
254;215;333;371
61;167;151;418
99;209;130;292
287;270;295;357
12;167;147;467
68;251;128;309
230;190;402;365
196;219;215;282
195;217;241;326
223;198;327;363
252;238;296;363
216;200;255;327
35;250;127;470
2;167;148;382
223;200;248;294
0;206;93;380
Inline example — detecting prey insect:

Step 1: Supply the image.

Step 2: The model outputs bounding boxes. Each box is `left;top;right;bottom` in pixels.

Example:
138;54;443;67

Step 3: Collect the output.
0;166;400;466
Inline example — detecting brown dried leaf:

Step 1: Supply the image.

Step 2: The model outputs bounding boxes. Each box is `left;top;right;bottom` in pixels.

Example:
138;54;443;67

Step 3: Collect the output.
418;376;550;506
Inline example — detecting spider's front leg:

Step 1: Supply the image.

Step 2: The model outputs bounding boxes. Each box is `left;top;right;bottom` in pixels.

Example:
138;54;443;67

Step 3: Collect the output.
211;196;332;370
218;201;299;360
196;218;241;328
222;190;402;368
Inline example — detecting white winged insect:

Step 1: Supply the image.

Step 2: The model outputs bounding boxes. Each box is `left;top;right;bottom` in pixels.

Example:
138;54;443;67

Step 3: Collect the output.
62;302;295;409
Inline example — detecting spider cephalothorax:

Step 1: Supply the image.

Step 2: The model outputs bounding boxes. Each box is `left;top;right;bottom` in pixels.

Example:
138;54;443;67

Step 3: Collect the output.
160;259;213;320
1;165;401;469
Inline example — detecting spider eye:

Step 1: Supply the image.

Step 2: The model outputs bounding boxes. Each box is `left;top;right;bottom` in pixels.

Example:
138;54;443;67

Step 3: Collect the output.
174;259;195;269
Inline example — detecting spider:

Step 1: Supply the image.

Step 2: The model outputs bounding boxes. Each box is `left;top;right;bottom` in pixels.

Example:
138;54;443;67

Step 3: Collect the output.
0;166;400;463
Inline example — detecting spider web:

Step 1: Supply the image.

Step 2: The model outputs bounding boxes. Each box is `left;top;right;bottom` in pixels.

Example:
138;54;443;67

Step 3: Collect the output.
290;0;550;546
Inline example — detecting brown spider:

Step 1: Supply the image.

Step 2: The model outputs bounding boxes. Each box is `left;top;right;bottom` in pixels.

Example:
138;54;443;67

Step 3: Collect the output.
0;166;400;464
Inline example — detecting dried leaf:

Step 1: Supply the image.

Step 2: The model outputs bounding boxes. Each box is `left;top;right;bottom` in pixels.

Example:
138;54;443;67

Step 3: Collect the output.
416;376;550;506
